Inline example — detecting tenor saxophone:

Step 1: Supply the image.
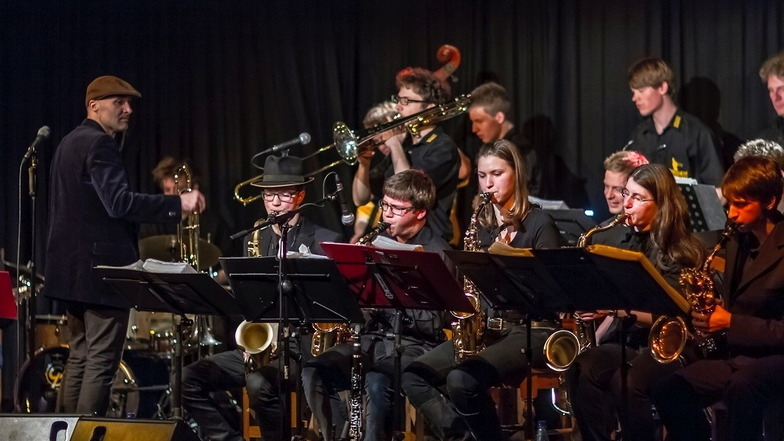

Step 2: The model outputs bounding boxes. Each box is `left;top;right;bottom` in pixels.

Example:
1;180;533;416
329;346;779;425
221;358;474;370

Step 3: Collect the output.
451;192;492;363
542;213;627;371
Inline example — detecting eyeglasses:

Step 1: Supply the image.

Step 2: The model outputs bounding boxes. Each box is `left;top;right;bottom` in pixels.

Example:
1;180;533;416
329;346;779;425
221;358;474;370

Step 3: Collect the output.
261;191;299;202
378;200;415;216
391;94;428;106
620;188;653;205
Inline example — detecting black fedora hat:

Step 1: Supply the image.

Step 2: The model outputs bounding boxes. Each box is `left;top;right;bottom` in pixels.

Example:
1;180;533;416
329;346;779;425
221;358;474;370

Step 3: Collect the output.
250;155;314;188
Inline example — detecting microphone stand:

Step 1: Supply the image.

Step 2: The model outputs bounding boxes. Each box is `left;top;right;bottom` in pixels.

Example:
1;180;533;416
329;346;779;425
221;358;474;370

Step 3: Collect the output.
229;190;338;441
18;149;39;370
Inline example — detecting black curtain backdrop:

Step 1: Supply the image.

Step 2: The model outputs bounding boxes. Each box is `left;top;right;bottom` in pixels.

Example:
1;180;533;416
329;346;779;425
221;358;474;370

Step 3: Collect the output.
2;0;784;277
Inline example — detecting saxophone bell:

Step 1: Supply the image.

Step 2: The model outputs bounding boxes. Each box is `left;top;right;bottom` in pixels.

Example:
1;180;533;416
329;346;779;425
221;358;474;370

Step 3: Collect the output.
235;320;275;372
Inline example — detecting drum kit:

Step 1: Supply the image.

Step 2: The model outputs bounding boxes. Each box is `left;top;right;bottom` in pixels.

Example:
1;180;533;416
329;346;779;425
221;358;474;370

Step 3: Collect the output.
10;234;225;419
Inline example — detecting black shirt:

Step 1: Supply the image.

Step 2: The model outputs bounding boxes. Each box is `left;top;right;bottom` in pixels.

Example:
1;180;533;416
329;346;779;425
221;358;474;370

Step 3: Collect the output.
628;109;724;186
384;127;460;242
370;224;449;343
756;116;784;146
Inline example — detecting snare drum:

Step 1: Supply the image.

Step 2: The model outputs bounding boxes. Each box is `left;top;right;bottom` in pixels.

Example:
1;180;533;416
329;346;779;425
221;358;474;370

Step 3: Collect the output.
14;346;170;418
34;315;70;349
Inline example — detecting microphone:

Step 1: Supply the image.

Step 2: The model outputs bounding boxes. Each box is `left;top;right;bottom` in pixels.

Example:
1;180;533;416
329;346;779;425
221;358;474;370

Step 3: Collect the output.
23;126;50;161
334;175;355;225
270;132;311;154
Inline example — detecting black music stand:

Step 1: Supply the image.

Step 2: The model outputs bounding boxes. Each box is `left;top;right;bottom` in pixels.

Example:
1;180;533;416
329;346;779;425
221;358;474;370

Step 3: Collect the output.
95;265;240;420
446;244;687;438
545;209;597;247
677;182;726;233
221;255;364;440
321;242;472;439
220;256;364;325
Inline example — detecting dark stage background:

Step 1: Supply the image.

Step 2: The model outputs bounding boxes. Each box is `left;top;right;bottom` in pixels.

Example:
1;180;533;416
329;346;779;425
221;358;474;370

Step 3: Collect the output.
1;0;783;356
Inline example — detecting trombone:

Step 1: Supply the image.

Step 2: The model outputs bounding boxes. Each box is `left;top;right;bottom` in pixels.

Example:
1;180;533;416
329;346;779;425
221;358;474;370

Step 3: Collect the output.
234;94;472;205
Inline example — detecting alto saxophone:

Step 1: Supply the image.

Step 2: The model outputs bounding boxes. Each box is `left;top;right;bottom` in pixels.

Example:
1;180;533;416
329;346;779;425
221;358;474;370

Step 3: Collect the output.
543;213;627;371
451;192;492;363
649;220;737;363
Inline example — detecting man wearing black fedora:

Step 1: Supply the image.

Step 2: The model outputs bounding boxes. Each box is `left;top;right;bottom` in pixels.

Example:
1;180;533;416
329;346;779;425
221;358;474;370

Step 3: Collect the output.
182;154;344;441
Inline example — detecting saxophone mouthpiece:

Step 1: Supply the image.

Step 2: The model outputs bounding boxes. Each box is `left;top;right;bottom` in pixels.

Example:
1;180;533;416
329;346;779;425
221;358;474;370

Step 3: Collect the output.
612;213;628;225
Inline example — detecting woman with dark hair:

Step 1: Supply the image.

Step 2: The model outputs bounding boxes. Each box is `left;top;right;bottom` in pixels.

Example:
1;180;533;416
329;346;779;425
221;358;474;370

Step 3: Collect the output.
566;163;706;441
401;139;561;441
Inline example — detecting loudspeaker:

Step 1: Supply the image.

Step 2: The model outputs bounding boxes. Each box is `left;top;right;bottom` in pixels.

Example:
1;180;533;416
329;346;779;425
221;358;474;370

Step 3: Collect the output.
0;415;81;441
0;415;200;441
71;418;200;441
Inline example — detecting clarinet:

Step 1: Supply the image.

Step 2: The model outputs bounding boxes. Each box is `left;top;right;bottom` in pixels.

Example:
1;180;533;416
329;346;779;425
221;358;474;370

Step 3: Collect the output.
348;324;363;440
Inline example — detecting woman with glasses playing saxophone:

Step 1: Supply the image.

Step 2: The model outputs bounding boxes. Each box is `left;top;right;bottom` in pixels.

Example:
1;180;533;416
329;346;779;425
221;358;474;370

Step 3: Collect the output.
401;139;561;441
652;155;784;441
565;163;706;441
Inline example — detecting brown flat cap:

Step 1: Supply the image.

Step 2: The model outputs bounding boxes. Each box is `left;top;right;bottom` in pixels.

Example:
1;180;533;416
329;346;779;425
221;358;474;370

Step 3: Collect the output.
85;75;141;106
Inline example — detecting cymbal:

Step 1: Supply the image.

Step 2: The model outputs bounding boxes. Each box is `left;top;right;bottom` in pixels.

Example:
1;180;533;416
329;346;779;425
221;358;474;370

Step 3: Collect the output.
138;235;222;269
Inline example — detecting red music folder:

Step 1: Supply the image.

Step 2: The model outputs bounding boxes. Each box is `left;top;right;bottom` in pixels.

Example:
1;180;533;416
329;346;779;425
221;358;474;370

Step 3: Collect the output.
0;271;18;320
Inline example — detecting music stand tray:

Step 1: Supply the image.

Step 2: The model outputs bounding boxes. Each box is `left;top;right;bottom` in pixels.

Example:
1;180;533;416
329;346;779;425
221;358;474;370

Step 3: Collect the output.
220;256;365;324
94;266;240;316
446;244;687;317
320;242;474;314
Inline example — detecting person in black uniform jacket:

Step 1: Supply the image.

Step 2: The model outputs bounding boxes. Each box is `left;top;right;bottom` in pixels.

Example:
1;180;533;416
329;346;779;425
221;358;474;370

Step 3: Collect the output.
565;163;706;441
401;139;561;441
625;58;724;187
756;52;784;146
652;156;784;441
467;82;538;195
181;155;343;441
44;75;205;416
302;169;448;441
353;67;460;242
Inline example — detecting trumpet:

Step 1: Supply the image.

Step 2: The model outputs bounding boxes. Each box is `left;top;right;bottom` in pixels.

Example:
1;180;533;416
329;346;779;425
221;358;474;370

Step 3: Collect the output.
233;94;471;205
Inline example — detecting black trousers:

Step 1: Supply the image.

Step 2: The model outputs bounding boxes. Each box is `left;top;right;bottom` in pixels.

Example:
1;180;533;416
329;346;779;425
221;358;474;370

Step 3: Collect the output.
61;303;129;416
301;333;432;441
565;344;679;441
651;354;784;441
182;331;310;441
182;349;281;441
401;325;549;441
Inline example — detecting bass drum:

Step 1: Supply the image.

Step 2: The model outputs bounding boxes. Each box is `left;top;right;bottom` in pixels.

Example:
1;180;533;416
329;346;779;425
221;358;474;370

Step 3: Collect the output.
14;346;170;418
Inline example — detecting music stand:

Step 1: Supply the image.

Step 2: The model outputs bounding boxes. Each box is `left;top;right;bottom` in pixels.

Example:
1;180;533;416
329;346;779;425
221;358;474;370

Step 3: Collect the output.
446;244;687;437
545;209;597;247
222;255;364;440
95;265;239;419
677;182;726;232
321;242;472;438
220;256;364;325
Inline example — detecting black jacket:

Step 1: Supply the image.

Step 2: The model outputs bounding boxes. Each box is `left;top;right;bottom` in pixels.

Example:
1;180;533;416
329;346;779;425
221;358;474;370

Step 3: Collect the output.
45;119;181;307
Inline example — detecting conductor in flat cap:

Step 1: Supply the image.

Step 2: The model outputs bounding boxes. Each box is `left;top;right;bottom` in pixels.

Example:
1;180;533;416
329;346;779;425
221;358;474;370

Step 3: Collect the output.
44;75;205;416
